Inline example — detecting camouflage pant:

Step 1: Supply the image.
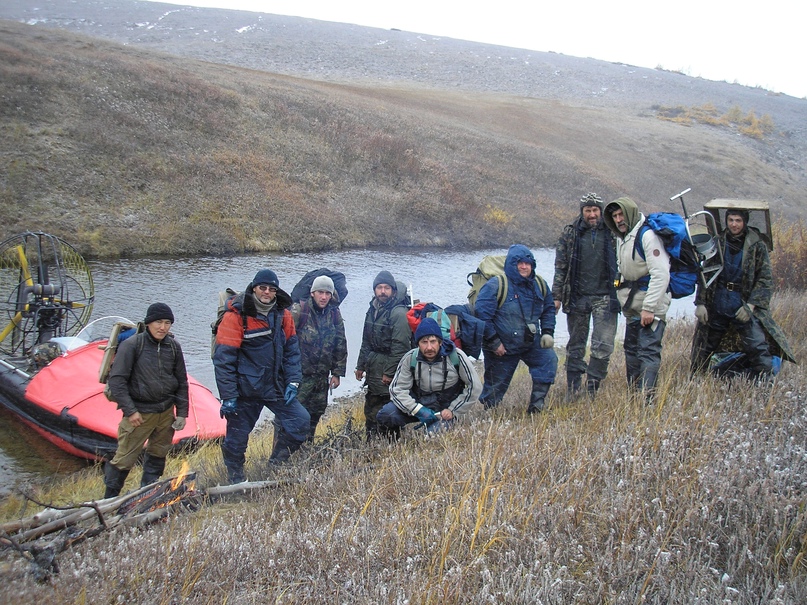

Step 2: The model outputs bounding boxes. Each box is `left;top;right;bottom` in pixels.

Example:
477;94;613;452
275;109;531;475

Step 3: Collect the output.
565;295;618;382
298;372;331;437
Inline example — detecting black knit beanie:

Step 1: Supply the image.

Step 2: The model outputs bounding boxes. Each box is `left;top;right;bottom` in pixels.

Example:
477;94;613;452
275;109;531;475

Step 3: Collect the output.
144;302;174;324
373;271;396;290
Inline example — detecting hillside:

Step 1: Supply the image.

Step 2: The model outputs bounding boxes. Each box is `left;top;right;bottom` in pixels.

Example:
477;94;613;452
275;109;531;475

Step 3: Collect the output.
1;1;805;257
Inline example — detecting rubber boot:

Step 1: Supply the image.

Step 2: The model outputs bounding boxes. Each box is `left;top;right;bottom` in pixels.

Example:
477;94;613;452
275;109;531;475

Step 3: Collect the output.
586;377;601;398
566;371;583;401
269;429;304;465
527;382;551;415
222;444;246;484
140;453;167;487
103;461;131;499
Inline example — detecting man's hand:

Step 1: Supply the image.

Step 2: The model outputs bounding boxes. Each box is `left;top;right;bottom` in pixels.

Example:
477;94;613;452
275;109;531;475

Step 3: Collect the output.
354;369;365;381
329;376;341;390
540;334;554;349
493;343;506;356
381;374;392;386
127;412;144;427
414;407;438;426
171;416;187;431
695;305;709;325
220;398;238;419
438;409;454;421
640;310;655;327
284;383;299;406
735;303;755;323
554;300;561;312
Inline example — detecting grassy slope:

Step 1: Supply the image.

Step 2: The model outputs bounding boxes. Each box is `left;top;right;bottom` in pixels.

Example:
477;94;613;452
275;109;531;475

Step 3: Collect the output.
1;291;805;602
1;20;802;258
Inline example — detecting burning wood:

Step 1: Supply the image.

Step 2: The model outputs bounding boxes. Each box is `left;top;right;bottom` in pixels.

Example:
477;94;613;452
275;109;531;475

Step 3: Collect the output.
0;466;293;581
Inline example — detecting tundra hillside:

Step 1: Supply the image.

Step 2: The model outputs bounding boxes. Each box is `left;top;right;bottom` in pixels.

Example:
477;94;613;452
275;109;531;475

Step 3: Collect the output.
1;17;804;258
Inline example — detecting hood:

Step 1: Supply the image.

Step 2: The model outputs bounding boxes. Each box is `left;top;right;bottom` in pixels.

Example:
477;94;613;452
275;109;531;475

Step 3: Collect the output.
603;197;641;239
504;244;536;286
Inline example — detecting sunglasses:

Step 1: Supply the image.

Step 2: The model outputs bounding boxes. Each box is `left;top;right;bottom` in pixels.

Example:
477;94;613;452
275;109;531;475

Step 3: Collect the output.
255;285;278;293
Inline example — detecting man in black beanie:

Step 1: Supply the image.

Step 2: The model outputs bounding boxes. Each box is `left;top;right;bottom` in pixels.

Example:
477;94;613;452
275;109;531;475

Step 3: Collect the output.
103;302;189;498
552;193;619;399
355;270;412;437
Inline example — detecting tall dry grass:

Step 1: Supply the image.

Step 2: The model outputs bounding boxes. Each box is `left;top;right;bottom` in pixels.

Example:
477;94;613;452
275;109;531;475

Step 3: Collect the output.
1;290;805;603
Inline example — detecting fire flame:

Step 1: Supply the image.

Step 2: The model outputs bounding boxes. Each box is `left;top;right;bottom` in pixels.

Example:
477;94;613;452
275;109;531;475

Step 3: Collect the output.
170;460;192;491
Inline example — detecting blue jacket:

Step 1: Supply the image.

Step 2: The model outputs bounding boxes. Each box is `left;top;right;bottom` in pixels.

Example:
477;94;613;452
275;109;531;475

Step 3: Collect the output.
213;286;302;403
475;244;555;354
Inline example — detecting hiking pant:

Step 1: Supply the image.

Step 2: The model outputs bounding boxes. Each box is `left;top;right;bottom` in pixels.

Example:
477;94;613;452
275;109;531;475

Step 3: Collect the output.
298;371;331;439
624;318;665;395
364;392;397;437
109;408;175;471
479;343;558;409
692;313;772;376
565;295;618;385
221;396;310;479
376;402;422;429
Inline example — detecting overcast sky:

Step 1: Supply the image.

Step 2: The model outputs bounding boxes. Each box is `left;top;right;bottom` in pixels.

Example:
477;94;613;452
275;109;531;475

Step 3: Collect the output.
149;0;806;99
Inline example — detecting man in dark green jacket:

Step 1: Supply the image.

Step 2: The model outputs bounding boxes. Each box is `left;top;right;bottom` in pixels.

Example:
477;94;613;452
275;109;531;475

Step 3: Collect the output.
355;271;412;437
691;209;795;377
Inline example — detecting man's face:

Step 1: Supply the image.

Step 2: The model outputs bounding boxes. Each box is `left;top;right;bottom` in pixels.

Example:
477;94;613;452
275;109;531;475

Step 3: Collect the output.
312;289;332;309
375;283;393;303
254;284;277;304
418;335;441;361
611;208;628;233
147;319;172;341
582;205;601;226
727;214;745;236
517;260;532;278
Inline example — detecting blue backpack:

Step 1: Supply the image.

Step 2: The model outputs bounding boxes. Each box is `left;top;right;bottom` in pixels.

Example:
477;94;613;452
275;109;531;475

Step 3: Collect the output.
632;212;701;299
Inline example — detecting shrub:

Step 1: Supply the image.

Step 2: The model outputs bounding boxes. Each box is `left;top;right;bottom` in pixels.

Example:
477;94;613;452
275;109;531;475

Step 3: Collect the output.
771;218;807;290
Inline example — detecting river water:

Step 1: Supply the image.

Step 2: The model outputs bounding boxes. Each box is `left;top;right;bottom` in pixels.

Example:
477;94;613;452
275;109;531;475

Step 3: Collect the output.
0;247;694;494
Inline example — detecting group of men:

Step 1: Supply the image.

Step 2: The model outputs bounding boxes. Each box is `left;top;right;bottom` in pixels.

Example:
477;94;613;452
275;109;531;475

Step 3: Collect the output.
102;193;789;494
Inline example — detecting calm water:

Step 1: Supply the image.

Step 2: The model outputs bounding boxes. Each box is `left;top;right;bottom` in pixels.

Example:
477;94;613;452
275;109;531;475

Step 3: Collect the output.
0;247;695;493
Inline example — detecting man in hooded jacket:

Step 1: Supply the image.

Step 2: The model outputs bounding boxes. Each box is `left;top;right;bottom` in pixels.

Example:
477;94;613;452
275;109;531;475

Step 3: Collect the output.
604;197;671;399
476;244;558;414
378;317;482;431
690;208;795;377
355;271;412;436
213;269;308;483
552;192;619;399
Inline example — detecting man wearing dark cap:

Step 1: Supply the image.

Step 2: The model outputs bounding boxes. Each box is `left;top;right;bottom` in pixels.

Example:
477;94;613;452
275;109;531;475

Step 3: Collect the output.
377;317;482;432
552;193;619;399
355;270;412;436
691;208;793;378
103;302;189;498
213;269;308;483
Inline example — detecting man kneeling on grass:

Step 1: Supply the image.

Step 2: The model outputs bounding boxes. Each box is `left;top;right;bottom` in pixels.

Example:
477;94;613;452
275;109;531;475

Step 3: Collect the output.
377;318;482;435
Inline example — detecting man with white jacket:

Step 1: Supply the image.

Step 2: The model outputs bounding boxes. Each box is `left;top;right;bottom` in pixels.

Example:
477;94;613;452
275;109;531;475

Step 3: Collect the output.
603;197;671;400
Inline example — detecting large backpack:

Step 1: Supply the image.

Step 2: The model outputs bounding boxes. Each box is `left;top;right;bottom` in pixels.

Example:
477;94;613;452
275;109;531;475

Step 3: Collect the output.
210;288;246;358
466;254;548;312
632;212;701;299
290;268;348;304
406;302;461;350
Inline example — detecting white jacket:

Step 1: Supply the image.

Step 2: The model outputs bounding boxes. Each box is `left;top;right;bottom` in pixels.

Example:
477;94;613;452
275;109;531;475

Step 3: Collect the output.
615;214;671;320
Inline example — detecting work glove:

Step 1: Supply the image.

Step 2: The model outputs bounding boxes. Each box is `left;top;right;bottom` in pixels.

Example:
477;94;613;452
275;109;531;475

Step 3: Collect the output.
171;416;187;431
414;407;439;427
284;383;299;406
695;304;709;325
220;398;238;419
540;334;554;349
735;303;755;323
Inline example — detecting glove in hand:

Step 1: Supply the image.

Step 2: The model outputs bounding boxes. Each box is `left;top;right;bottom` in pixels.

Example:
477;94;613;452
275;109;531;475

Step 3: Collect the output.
284;383;298;406
735;303;755;323
695;305;709;325
414;407;438;426
171;416;187;431
220;398;238;419
540;334;554;349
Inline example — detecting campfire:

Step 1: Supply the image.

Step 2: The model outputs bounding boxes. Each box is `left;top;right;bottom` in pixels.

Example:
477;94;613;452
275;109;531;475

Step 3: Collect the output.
0;466;291;581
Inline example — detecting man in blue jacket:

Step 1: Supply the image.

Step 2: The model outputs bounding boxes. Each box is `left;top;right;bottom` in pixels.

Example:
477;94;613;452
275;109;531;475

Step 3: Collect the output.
476;244;558;414
213;269;308;483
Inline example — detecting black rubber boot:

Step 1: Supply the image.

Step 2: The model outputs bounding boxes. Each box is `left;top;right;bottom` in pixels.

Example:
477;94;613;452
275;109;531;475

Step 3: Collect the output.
103;461;131;499
586;377;601;397
566;372;583;401
140;454;167;487
222;444;246;484
269;429;304;465
527;382;551;414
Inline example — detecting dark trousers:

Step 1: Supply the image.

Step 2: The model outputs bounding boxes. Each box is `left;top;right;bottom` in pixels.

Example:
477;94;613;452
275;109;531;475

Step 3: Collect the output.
623;318;665;394
692;314;772;376
565;295;618;382
479;344;558;409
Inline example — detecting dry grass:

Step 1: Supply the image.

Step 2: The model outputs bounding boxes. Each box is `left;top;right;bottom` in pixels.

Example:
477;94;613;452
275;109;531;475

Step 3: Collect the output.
1;290;805;603
1;20;804;258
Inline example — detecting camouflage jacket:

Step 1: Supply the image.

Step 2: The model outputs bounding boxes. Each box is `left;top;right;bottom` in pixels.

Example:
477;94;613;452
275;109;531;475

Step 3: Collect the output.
693;227;795;363
291;299;348;378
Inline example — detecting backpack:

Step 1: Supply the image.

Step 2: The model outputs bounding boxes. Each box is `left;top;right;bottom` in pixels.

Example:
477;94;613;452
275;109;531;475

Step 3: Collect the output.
210;288;246;358
466;255;548;312
290;268;348;304
632;212;701;299
406;302;462;349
